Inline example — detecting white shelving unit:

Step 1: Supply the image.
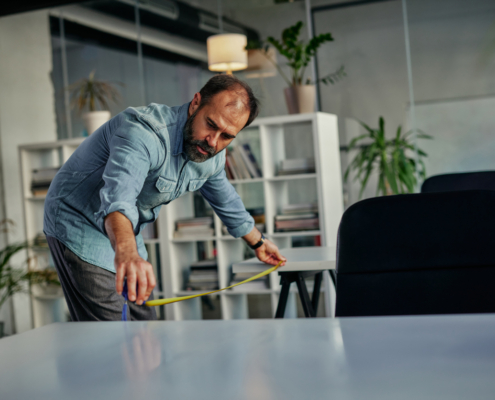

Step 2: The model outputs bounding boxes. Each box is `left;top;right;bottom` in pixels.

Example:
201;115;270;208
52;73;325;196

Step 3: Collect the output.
18;112;343;325
159;112;343;321
19;138;84;328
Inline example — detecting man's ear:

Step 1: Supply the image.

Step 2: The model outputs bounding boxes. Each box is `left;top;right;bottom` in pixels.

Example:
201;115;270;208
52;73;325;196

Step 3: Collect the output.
189;92;202;115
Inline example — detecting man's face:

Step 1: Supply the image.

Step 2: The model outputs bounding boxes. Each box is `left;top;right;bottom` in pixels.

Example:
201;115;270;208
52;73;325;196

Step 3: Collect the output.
183;90;249;163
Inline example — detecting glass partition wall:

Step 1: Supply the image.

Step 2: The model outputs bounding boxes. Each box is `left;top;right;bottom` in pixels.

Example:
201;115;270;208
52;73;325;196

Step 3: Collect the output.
406;0;495;177
312;0;495;206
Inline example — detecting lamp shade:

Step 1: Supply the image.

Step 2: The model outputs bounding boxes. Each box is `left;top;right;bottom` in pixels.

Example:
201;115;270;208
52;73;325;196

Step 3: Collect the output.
207;33;248;73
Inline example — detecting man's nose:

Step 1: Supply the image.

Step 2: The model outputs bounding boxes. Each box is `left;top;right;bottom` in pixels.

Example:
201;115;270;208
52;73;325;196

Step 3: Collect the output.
206;132;219;149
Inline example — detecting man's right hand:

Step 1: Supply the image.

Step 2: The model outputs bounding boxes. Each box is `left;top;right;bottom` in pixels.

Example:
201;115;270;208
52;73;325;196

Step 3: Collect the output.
115;246;156;305
105;211;156;305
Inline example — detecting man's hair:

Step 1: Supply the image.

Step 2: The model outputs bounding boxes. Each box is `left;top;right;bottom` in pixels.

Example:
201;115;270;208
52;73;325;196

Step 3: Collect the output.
198;74;260;128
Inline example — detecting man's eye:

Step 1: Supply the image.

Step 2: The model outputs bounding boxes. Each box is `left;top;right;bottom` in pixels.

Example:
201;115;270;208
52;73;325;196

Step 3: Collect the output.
208;122;215;129
222;134;233;140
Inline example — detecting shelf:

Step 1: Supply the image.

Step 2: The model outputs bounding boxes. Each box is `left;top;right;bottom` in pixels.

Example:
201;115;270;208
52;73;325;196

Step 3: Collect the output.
26;196;46;201
226;174;317;183
228;178;264;184
268;230;321;238
32;294;64;300
218;235;240;241
174;290;220;296
30;246;50;252
267;173;317;181
224;289;274;295
171;236;217;243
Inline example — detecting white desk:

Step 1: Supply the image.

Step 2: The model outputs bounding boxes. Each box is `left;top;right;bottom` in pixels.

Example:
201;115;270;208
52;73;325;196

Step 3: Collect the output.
1;315;495;399
233;246;336;273
233;246;336;318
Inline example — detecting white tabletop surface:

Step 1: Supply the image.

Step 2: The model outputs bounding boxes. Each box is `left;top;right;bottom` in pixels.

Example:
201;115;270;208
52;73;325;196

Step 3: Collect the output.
233;246;336;273
1;314;495;400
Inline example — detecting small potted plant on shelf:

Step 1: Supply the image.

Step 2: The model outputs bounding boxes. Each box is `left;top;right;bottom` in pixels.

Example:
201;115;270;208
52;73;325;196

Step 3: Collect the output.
68;70;123;135
247;21;345;114
344;117;432;198
0;221;60;338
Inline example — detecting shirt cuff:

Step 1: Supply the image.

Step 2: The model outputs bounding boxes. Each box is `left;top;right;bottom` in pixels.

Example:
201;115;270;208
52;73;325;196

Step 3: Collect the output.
227;216;255;238
94;201;140;235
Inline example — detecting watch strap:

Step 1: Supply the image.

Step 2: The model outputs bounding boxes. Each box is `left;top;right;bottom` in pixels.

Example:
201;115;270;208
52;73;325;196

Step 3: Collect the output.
250;233;265;250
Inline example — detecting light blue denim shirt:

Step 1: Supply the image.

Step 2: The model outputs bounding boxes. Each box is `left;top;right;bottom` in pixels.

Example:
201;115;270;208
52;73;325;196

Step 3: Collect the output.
44;102;254;272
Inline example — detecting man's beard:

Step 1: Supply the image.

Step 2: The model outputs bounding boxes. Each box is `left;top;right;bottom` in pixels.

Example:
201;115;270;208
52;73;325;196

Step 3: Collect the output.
183;109;217;163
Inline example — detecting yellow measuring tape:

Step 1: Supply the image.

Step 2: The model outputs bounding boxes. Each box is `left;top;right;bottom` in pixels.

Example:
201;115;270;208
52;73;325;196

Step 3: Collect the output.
144;260;283;307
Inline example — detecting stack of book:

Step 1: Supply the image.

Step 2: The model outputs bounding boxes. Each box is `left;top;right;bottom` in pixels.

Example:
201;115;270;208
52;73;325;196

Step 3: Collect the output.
225;143;262;180
277;158;315;176
33;233;48;248
222;208;265;236
31;167;60;196
186;260;219;291
275;203;319;232
174;217;214;238
229;270;269;292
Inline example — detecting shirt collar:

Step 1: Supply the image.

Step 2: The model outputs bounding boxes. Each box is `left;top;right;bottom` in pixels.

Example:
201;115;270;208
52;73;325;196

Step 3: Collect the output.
172;101;191;156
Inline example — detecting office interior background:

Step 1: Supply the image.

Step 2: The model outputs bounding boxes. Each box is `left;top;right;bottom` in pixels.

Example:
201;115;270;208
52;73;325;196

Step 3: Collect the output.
1;0;495;336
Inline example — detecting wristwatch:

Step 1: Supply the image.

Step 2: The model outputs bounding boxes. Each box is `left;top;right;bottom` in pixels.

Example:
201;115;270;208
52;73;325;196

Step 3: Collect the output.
249;233;266;250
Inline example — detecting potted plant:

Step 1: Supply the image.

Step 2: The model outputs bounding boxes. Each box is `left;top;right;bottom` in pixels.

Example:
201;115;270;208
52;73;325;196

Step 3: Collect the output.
68;70;122;135
0;221;60;338
344;117;432;198
247;21;345;114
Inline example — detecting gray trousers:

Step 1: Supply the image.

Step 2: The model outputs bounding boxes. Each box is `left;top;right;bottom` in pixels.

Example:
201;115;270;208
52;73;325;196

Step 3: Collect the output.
47;236;156;321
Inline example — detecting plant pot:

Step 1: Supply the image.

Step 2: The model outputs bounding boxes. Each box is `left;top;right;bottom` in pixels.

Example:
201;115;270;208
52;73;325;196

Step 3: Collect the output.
0;321;4;338
82;111;111;135
284;85;316;114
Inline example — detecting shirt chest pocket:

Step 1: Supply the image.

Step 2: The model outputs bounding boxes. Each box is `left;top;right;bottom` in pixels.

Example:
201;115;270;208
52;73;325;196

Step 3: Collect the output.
141;176;176;208
156;176;176;194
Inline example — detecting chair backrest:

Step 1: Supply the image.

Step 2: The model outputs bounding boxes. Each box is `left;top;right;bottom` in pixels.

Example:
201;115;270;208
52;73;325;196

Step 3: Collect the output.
335;190;495;317
421;171;495;193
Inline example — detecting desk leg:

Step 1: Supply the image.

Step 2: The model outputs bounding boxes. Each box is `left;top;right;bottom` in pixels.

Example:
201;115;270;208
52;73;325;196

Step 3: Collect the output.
296;273;316;317
275;279;291;318
312;272;322;314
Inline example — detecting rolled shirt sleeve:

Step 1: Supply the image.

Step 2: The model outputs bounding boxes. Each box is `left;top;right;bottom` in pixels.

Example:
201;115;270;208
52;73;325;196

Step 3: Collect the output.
200;163;254;238
94;116;162;235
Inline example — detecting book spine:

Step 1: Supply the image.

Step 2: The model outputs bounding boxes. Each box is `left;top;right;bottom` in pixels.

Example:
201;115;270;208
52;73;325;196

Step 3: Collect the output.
238;145;259;178
242;143;262;177
232;147;251;179
227;154;240;180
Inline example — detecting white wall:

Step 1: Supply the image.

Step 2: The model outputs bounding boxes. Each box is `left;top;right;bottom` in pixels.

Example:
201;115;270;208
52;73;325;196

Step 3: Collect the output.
0;10;57;334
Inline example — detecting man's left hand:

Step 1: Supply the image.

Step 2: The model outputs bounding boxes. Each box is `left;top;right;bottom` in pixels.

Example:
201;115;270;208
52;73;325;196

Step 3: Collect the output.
255;238;287;267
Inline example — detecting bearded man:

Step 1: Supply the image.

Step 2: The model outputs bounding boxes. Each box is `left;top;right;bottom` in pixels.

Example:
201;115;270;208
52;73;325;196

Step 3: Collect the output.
44;74;286;321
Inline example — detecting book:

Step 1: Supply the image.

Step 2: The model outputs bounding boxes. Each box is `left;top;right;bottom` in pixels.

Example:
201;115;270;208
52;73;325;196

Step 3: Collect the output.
281;203;318;214
242;143;262;177
187;260;219;290
232;147;251;179
175;217;213;225
275;217;319;231
226;153;240;180
173;228;214;238
275;213;318;221
238;144;261;178
32;167;60;183
32;187;49;196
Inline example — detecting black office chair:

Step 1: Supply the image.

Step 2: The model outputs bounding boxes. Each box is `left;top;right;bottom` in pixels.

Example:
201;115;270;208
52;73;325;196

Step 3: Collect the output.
335;190;495;317
421;171;495;193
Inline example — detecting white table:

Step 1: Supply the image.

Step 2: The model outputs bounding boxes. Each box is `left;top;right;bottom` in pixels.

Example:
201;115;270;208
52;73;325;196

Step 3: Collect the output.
233;246;336;318
1;315;495;399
